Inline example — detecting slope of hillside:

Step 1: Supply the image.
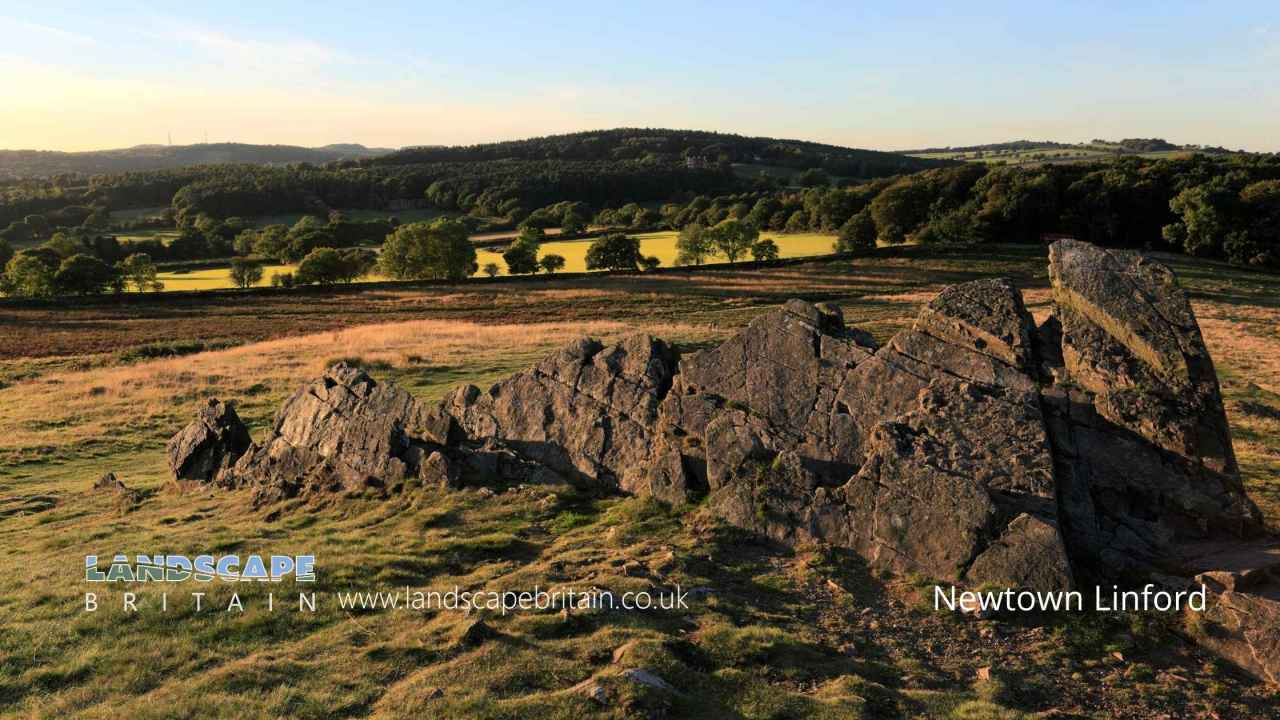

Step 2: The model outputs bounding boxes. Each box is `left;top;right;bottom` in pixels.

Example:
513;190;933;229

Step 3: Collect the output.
0;143;396;178
378;128;953;178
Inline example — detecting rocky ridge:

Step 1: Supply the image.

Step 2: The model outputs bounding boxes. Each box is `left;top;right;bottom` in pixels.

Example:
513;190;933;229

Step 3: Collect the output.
165;239;1279;682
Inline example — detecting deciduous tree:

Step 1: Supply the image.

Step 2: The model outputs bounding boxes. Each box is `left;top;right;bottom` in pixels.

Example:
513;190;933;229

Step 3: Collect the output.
585;232;641;271
379;218;477;280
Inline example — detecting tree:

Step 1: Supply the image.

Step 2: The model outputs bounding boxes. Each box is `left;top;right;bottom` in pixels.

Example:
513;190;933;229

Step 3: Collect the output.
538;254;566;274
561;208;588;236
296;248;346;285
116;253;162;292
585;232;642;271
230;257;265;289
502;225;543;275
503;242;539;275
751;238;780;261
836;210;876;253
233;229;259;256
4;251;57;297
0;221;34;246
270;272;296;289
869;178;934;244
337;248;379;283
706;219;758;263
379;218;477;280
0;238;12;270
285;227;336;263
1236;180;1280;266
675;223;711;265
83;207;111;230
796;168;831;187
482;262;500;277
43;232;81;258
252;225;290;262
640;256;661;271
53;254;118;295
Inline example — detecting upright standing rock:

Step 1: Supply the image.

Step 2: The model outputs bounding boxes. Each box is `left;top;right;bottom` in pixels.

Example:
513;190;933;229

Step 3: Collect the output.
1049;239;1238;475
165;399;252;484
1045;240;1262;577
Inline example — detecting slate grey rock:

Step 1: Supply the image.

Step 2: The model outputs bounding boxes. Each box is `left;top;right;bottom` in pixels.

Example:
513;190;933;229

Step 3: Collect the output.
165;399;252;484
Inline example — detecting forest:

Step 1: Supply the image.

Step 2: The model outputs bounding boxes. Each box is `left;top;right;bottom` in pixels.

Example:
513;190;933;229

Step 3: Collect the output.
1;130;1278;298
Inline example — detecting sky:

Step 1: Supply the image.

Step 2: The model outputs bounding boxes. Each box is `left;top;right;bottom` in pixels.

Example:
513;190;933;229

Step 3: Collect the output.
0;1;1277;153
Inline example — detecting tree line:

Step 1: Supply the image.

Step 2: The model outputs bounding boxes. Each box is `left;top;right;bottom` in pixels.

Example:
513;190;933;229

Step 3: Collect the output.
4;152;1278;298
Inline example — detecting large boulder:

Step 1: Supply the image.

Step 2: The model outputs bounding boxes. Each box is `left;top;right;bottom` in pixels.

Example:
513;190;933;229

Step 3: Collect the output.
1049;239;1240;475
218;363;560;504
834;381;1071;590
221;364;459;502
444;334;689;500
165;399;252;484
1044;240;1262;579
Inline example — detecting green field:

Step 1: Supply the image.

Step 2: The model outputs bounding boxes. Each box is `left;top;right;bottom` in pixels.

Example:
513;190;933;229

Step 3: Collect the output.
114;228;181;245
151;231;839;291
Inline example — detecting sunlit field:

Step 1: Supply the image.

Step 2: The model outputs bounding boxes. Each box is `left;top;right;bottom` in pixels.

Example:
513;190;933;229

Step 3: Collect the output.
150;231;839;291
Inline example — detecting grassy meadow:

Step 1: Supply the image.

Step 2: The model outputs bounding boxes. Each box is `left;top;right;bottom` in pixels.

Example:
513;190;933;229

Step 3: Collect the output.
2;246;1280;717
149;231;839;291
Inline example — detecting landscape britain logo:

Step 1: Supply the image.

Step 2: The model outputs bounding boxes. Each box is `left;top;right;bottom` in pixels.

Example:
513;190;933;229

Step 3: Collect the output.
83;553;317;614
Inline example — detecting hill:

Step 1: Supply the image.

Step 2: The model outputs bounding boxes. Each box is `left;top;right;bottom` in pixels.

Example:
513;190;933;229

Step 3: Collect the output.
0;142;396;179
378;128;953;178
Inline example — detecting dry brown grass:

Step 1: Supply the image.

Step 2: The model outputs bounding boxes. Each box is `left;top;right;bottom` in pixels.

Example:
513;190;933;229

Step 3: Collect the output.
0;318;721;467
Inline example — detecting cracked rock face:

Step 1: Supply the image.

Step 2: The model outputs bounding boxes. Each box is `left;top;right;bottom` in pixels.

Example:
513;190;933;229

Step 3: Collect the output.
166;239;1280;682
212;364;558;504
165;399;252;485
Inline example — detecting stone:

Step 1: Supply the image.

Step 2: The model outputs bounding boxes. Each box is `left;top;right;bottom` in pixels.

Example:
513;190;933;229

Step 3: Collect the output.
92;471;142;507
93;472;128;493
165;399;252;484
1044;240;1263;581
619;668;676;693
1050;238;1243;478
457;619;493;647
418;450;460;490
836;382;1071;591
1196;590;1280;685
444;334;682;497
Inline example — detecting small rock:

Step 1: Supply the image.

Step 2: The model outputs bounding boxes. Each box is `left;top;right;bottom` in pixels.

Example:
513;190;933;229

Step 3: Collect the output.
620;668;675;693
93;472;124;491
611;639;641;664
579;682;607;705
457;619;493;647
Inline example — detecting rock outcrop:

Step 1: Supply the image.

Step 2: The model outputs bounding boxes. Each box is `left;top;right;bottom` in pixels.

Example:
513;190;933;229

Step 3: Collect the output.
165;399;252;485
216;363;564;505
164;239;1280;682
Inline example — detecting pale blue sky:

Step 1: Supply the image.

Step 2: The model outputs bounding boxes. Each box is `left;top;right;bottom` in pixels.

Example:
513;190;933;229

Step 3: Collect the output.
1;1;1276;151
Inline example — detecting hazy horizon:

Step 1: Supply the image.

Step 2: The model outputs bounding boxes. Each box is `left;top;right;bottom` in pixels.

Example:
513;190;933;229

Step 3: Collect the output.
0;129;1265;156
2;1;1277;153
